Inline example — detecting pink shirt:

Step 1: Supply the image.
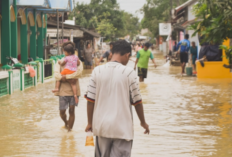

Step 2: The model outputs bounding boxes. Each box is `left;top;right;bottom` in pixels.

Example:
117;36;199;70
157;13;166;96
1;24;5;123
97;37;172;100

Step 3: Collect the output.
64;55;78;71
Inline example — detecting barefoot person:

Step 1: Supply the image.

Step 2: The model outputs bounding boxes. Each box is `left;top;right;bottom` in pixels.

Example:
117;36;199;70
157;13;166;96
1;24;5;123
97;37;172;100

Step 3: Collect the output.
85;40;150;157
54;42;83;132
134;42;157;82
190;41;198;74
177;34;190;74
84;42;95;69
52;42;80;104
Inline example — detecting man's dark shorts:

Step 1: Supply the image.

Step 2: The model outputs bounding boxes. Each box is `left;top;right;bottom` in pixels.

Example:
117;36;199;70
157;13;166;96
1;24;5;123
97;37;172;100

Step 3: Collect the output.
85;60;93;66
180;52;188;63
59;96;79;110
138;67;148;78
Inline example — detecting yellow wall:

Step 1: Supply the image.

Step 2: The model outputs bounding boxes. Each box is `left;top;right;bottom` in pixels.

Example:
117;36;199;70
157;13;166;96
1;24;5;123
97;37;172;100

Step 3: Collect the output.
196;39;232;79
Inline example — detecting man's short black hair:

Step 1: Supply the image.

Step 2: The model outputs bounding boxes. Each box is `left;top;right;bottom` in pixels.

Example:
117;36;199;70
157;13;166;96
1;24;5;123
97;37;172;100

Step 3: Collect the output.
110;42;114;46
63;41;75;55
185;34;189;39
144;42;150;48
112;40;131;56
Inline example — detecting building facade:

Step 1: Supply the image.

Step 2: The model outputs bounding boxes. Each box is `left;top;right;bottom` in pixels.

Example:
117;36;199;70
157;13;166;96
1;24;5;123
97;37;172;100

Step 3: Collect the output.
0;0;73;97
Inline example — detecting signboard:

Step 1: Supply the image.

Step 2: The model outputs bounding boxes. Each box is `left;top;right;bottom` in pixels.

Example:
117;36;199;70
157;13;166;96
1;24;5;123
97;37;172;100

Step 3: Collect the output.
159;23;171;36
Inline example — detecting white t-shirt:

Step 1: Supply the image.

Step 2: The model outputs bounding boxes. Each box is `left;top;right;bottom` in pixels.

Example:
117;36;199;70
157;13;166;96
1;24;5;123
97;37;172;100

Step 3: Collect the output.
85;62;142;140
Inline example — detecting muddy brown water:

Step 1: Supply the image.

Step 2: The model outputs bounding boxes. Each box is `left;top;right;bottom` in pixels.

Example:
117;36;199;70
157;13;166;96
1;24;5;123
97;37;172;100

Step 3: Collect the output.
0;51;232;157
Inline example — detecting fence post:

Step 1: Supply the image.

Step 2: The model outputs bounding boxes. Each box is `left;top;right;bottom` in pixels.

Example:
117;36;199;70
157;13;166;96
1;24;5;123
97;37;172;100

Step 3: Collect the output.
36;58;44;83
20;68;25;91
8;70;13;95
34;66;37;86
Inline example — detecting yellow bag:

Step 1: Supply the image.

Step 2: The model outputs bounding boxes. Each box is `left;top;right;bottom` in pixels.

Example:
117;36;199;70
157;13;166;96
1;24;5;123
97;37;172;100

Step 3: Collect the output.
85;132;94;146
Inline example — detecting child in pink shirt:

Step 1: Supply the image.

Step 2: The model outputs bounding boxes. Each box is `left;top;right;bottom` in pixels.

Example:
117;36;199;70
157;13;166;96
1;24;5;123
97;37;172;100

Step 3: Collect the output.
52;44;80;104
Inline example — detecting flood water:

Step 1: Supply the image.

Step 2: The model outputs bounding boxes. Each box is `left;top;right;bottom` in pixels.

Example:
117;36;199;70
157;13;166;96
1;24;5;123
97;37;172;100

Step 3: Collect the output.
0;51;232;157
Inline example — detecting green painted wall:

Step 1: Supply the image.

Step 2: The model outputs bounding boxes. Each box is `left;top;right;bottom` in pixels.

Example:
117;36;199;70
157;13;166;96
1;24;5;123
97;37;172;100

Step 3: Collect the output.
1;0;11;65
11;0;18;58
30;10;37;61
20;10;28;64
43;14;47;47
37;12;44;59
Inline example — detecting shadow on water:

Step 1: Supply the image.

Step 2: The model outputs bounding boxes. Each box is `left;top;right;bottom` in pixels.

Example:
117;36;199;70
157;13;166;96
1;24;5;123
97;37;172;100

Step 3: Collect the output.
0;50;232;156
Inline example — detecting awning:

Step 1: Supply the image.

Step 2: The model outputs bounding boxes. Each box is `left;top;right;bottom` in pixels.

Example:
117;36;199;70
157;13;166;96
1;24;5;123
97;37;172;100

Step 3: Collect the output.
181;18;201;28
47;28;83;38
80;28;101;38
173;23;185;31
175;0;197;16
50;39;69;45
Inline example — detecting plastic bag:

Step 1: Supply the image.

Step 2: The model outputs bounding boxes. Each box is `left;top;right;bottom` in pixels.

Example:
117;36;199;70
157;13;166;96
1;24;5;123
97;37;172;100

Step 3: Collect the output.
28;66;36;78
85;132;94;146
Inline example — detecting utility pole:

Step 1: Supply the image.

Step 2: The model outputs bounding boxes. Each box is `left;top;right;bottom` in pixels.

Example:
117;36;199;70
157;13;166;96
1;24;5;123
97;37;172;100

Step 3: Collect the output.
170;0;173;22
73;0;76;18
62;13;64;48
57;10;59;55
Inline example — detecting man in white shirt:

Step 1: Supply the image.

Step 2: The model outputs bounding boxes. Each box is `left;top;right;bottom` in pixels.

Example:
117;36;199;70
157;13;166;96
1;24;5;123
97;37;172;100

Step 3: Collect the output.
85;40;150;157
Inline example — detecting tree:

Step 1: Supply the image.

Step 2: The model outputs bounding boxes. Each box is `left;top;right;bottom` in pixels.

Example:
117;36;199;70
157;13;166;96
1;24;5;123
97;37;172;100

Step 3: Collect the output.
69;0;140;41
190;0;232;44
141;0;188;38
96;12;117;39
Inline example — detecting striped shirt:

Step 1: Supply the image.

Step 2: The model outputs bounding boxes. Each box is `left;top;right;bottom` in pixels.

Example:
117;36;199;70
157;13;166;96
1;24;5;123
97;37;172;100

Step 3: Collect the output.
85;62;142;140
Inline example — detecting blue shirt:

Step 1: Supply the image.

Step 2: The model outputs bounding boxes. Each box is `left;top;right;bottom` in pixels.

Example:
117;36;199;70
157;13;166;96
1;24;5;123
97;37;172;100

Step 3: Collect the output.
177;39;190;53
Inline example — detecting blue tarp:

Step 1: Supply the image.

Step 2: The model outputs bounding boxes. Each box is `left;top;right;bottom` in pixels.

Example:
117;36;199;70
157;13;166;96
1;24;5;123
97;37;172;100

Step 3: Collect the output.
48;0;71;10
37;0;72;13
9;0;72;12
16;0;49;8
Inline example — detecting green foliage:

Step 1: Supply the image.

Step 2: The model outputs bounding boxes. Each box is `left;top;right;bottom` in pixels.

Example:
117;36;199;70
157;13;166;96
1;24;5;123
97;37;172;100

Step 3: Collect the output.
69;0;140;40
220;45;232;65
96;12;117;39
141;0;188;38
190;0;232;44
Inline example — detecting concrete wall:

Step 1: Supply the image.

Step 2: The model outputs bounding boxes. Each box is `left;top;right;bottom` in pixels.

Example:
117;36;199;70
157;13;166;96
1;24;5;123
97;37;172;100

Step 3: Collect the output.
187;2;200;58
188;2;197;21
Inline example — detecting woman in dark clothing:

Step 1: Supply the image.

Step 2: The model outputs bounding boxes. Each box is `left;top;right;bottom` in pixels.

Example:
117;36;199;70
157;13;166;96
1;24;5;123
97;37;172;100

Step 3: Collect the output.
190;41;198;74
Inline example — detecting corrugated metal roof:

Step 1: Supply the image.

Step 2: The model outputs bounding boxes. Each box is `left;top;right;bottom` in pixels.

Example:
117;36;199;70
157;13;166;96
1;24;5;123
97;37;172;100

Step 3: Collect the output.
47;21;101;38
79;28;101;38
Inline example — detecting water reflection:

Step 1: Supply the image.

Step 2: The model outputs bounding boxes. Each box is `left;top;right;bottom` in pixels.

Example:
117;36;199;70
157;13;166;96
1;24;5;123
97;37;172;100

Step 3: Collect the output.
0;51;231;156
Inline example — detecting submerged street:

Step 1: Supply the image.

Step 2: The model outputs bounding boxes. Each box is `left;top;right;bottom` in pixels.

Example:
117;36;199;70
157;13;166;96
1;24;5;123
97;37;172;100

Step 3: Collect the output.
0;51;232;157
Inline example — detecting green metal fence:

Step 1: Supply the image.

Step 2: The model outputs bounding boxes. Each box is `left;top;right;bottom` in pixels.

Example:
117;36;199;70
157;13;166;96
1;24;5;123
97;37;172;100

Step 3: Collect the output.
24;73;33;89
44;59;55;80
34;61;41;82
0;78;8;97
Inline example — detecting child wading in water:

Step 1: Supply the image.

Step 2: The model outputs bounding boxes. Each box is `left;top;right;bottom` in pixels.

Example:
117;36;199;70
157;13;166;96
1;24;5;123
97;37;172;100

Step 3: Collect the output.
52;42;80;104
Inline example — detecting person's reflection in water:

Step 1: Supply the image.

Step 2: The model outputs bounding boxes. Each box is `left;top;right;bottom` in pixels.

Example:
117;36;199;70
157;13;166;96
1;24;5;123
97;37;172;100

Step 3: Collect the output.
59;134;79;157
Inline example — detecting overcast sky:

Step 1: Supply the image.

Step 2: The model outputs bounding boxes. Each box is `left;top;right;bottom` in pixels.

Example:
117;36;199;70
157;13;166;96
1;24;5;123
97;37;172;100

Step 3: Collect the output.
75;0;147;20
